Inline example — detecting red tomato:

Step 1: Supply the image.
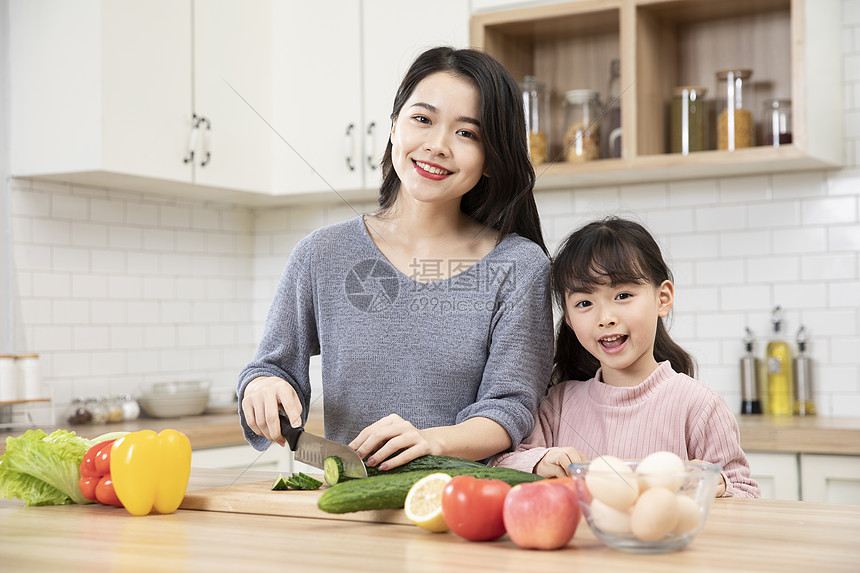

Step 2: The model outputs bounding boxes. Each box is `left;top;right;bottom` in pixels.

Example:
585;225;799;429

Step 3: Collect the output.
441;476;511;541
95;475;122;507
78;476;99;501
94;440;115;475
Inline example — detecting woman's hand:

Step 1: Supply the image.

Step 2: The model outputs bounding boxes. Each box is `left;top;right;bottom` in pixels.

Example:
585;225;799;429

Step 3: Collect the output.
349;414;437;470
535;447;586;478
241;376;303;447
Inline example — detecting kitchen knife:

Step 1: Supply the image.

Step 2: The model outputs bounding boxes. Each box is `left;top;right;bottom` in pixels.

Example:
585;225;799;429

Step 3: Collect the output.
279;415;367;479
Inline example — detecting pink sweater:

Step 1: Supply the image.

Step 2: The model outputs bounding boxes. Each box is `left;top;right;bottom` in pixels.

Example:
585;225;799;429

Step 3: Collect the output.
491;361;760;498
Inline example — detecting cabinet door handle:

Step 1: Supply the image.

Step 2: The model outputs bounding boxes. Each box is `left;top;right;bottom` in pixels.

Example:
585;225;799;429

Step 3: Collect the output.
183;113;200;164
198;116;212;167
345;123;356;171
366;121;379;171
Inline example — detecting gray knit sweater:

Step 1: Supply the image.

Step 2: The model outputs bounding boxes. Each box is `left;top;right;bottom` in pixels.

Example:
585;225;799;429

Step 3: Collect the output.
238;216;554;453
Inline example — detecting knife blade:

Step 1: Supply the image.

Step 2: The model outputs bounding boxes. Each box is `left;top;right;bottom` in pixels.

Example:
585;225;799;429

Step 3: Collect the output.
279;415;367;478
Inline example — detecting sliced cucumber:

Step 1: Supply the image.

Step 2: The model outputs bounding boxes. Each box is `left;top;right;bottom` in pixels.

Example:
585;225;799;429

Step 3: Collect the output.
271;474;289;491
324;456;347;486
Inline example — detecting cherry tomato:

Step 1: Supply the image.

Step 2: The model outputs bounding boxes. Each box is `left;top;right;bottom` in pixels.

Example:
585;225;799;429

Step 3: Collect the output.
441;476;511;541
94;440;115;475
80;439;115;478
78;476;99;501
95;475;122;507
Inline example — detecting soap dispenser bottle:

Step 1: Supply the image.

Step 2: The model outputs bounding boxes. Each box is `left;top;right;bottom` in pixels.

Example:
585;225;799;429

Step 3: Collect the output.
793;326;816;416
740;327;762;415
765;306;794;416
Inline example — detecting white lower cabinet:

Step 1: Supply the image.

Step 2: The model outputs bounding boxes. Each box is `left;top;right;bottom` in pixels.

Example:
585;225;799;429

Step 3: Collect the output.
800;454;860;506
191;444;292;473
746;451;800;501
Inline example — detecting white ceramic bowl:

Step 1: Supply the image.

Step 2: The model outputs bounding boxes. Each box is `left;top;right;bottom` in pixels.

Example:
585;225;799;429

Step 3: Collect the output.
139;380;210;398
138;394;209;418
569;460;721;554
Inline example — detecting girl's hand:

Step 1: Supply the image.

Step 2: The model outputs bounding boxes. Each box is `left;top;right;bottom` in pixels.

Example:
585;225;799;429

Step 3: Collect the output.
691;458;727;497
241;376;303;447
349;414;436;470
535;447;587;478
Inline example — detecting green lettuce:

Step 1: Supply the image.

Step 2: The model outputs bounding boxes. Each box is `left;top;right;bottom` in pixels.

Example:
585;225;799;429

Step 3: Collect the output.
0;429;103;506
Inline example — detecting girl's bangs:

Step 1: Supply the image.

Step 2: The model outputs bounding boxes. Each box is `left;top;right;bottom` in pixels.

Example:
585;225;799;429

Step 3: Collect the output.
559;235;649;293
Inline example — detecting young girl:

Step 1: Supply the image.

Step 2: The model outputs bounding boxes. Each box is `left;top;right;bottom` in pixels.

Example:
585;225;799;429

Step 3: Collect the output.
239;47;554;470
492;217;760;498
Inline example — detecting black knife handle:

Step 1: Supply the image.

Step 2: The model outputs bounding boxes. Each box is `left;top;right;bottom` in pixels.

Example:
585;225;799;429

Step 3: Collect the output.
279;414;303;451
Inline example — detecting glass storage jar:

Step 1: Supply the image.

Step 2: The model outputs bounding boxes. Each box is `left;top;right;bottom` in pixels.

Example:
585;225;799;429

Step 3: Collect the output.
762;99;791;147
520;75;549;164
670;86;708;155
563;89;601;162
716;68;753;150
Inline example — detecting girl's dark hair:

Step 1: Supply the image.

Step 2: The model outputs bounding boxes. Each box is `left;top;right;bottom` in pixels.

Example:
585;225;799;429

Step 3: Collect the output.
550;216;696;384
377;46;547;256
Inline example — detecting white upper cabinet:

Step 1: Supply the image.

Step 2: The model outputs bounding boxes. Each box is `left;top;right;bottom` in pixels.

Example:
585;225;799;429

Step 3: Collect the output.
271;0;469;198
192;0;272;194
9;0;271;198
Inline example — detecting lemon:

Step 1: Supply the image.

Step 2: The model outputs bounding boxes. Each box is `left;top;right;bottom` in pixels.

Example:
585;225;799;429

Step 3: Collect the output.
403;472;452;532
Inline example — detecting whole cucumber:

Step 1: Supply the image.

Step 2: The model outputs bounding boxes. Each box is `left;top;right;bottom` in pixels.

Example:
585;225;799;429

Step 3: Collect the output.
317;467;544;514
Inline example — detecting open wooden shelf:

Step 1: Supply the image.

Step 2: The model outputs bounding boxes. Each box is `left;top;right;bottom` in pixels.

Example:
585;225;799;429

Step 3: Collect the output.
471;0;842;190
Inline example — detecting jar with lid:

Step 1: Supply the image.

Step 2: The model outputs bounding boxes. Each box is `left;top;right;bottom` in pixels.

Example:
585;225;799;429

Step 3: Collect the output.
86;396;109;424
519;75;549;164
106;394;124;423
120;393;140;421
16;353;42;400
716;69;754;150
670;86;708;155
563;89;601;162
66;397;93;425
762;99;791;147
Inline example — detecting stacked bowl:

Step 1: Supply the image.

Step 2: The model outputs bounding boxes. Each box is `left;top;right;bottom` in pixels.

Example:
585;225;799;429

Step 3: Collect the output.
138;380;211;418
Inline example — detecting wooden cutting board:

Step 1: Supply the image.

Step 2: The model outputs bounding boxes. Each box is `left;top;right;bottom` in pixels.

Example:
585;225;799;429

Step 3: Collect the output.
179;479;411;525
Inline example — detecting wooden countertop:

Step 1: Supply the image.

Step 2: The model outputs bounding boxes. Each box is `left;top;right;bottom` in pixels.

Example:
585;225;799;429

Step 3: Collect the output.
737;415;860;455
3;409;859;456
1;468;858;572
0;403;325;455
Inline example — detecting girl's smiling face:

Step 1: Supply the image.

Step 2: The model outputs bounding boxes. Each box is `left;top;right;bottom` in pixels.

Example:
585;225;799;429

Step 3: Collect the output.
389;72;486;208
564;279;674;387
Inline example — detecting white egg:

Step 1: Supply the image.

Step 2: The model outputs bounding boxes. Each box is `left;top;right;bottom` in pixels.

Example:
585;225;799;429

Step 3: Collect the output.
636;451;685;493
673;494;702;534
586;455;640;511
630;487;680;542
590;498;633;534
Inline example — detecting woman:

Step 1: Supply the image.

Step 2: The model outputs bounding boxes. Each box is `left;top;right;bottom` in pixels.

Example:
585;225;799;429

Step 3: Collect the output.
239;46;553;469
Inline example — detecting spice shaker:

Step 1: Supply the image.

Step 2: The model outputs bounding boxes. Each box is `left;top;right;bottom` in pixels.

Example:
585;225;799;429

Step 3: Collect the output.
520;75;549;164
671;86;708;155
716;69;753;150
763;99;792;147
563;89;601;162
793;326;816;416
604;59;622;159
740;327;762;415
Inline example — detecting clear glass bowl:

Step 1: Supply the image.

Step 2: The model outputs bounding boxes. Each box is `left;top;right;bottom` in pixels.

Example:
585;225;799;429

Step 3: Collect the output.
569;460;721;554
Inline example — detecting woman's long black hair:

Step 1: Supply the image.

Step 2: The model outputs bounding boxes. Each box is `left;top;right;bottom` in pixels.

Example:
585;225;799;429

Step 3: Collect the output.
550;217;696;385
377;46;547;256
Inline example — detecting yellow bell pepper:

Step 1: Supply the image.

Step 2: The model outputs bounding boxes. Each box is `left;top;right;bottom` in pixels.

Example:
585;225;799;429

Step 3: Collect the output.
109;429;192;516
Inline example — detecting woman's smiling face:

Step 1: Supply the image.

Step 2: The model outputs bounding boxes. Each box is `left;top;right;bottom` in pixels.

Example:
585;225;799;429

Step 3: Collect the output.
389;71;486;208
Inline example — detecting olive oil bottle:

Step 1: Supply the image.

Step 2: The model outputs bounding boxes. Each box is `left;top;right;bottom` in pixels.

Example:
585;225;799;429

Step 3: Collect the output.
765;306;794;416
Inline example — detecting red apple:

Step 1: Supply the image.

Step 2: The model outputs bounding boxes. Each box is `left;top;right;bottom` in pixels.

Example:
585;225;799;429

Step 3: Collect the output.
503;481;580;550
